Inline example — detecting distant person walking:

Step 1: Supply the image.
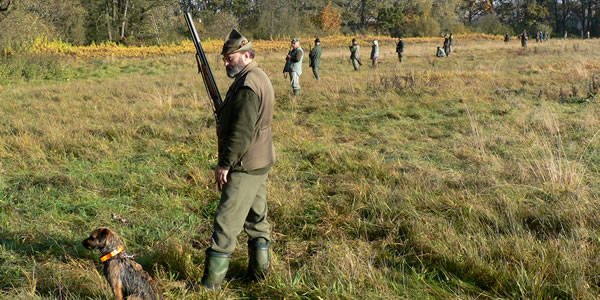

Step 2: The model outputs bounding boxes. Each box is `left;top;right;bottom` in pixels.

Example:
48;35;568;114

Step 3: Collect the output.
396;36;405;62
308;37;322;80
448;33;454;55
370;40;379;67
587;31;591;39
504;32;510;44
285;38;303;95
521;30;528;48
349;38;361;71
443;34;450;56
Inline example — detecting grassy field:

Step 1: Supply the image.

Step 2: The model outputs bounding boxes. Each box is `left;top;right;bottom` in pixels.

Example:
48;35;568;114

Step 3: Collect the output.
1;37;600;299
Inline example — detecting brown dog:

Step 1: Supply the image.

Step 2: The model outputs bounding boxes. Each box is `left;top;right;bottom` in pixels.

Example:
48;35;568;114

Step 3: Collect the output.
82;227;162;300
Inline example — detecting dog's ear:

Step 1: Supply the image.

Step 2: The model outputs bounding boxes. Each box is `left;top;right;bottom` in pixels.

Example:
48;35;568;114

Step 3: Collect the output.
95;227;111;247
100;227;124;250
100;227;111;240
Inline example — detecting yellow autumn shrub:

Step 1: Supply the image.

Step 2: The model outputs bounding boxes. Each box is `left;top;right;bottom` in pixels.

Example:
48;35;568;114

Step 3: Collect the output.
22;34;503;58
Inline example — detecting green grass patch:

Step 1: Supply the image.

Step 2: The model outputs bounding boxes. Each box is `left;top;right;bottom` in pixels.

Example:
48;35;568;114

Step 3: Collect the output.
1;39;600;298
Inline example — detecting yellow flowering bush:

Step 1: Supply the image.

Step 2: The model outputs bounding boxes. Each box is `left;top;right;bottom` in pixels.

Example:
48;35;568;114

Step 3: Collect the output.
21;34;503;58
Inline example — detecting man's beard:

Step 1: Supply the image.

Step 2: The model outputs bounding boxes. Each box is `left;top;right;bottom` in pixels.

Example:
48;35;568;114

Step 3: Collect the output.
226;63;245;78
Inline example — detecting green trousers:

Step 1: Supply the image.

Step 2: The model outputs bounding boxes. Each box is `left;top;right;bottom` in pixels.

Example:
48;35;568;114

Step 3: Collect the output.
289;71;300;90
311;66;320;80
210;169;270;254
352;58;360;71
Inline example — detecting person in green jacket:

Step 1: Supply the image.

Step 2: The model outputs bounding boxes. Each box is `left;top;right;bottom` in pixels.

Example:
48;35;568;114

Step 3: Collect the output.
396;36;405;62
349;38;361;71
309;37;322;80
200;29;276;289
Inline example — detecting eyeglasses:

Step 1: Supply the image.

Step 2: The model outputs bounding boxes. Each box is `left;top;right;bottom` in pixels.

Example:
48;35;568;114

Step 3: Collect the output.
222;55;236;63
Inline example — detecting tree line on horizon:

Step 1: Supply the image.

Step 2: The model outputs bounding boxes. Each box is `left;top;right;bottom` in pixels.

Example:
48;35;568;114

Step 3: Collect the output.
0;0;599;51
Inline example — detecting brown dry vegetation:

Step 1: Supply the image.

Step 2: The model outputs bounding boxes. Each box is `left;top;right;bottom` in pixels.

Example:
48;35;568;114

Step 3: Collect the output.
1;38;600;299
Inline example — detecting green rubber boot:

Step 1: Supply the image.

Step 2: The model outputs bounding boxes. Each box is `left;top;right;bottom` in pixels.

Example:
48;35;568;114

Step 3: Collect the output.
200;249;230;289
247;238;270;281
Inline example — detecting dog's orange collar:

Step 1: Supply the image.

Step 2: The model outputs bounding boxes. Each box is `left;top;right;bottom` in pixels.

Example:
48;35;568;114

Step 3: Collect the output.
100;246;123;262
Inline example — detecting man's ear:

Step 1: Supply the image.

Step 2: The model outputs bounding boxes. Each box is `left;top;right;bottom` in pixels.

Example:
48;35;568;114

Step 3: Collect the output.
241;51;252;63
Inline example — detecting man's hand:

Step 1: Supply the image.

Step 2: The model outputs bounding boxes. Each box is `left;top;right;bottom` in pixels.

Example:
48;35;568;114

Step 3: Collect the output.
215;165;229;185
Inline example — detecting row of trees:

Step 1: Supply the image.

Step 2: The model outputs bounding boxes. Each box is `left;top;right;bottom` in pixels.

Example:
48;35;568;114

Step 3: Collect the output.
466;0;600;37
1;0;600;49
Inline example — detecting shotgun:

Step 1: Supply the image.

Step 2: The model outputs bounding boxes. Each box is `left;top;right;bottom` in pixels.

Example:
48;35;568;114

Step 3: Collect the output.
184;12;223;120
283;47;292;78
308;43;312;68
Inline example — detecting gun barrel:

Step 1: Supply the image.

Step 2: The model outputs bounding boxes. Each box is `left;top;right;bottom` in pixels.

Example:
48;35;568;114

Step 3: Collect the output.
184;13;223;114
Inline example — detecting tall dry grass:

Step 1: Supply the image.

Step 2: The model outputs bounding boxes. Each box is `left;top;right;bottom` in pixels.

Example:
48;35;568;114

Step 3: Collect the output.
1;37;600;299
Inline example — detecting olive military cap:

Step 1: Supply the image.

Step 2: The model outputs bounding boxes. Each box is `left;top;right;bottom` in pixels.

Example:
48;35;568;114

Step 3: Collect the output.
221;29;252;55
314;37;320;43
291;38;300;43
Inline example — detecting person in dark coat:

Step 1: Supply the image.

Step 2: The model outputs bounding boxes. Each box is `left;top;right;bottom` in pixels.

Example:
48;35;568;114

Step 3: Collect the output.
396;36;404;62
443;34;450;56
309;37;322;80
349;38;361;71
521;30;528;48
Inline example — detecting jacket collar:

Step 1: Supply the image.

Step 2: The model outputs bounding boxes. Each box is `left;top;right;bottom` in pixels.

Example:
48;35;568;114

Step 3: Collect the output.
234;60;258;81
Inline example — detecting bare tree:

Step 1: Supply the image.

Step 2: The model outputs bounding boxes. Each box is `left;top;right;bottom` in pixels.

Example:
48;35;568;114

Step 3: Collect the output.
104;0;130;41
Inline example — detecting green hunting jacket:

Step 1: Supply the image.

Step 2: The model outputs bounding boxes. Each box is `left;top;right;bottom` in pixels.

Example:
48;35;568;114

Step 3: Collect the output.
218;61;276;171
396;40;404;53
349;44;360;60
309;45;322;68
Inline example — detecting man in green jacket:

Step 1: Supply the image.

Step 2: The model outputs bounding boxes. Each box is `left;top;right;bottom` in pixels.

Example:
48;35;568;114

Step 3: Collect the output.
396;36;404;62
309;37;322;80
201;29;276;289
349;38;361;71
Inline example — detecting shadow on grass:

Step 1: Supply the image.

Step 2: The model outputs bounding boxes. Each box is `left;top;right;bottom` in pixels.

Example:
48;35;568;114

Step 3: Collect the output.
0;228;89;261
